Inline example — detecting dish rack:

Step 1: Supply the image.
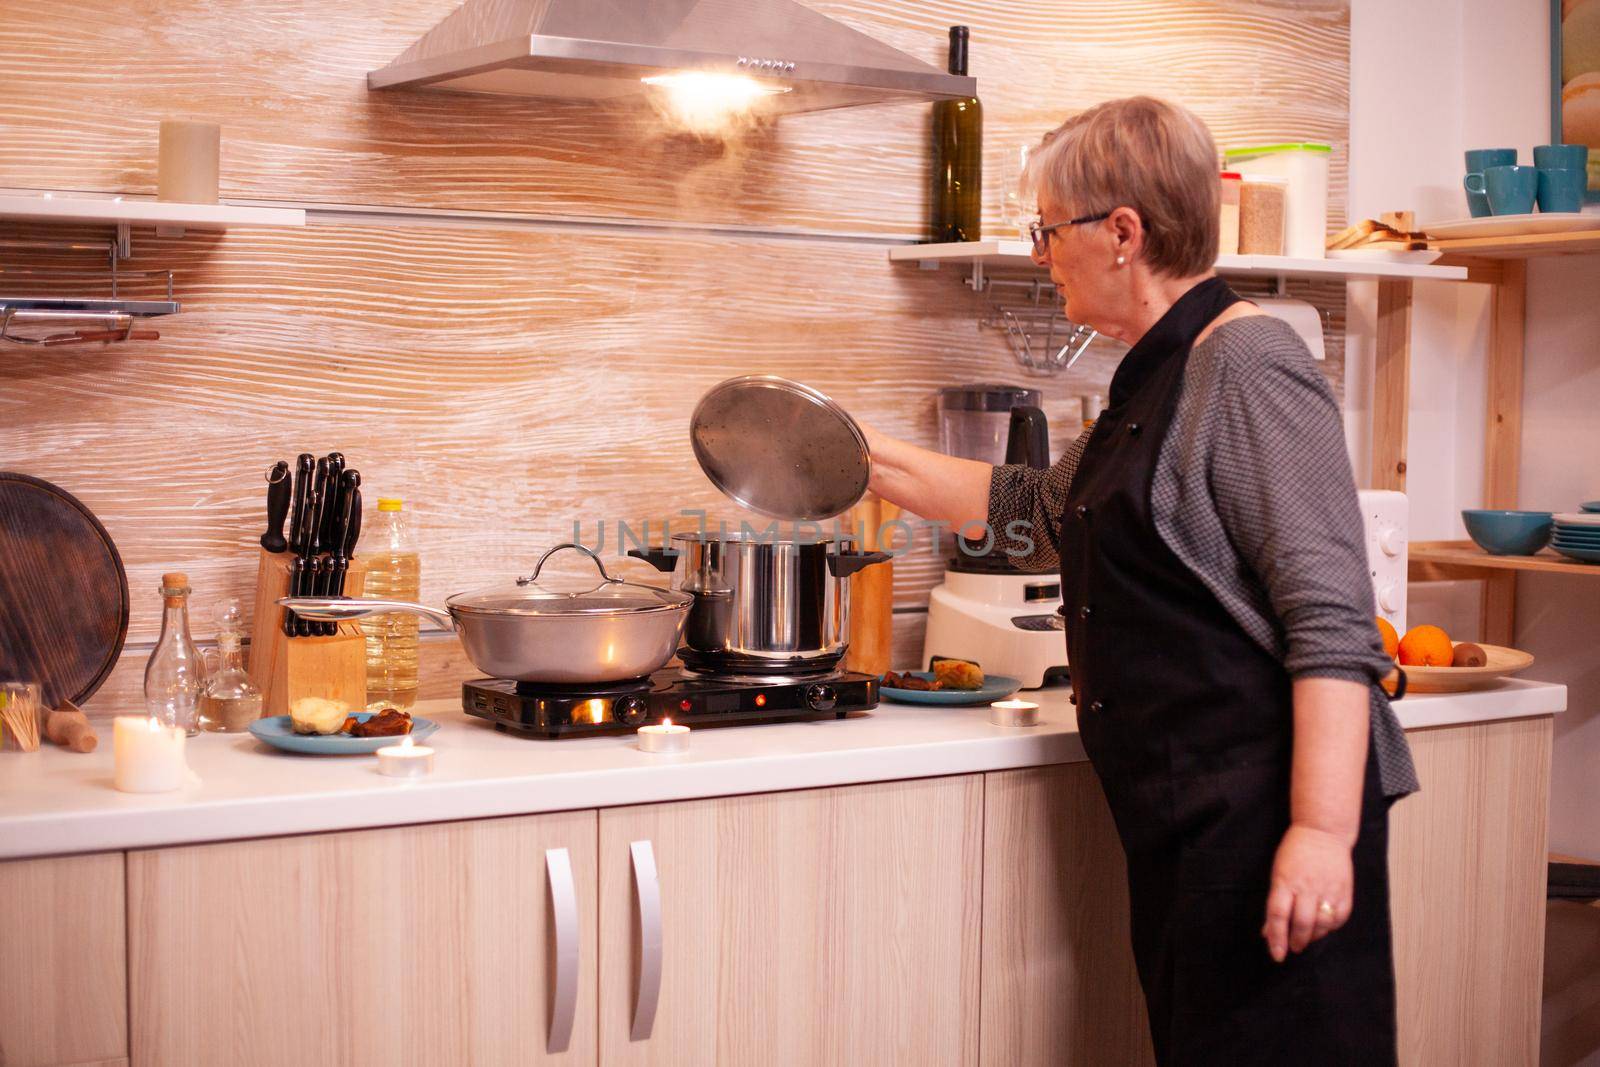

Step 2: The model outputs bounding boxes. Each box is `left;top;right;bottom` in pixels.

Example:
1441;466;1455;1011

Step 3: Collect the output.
978;276;1097;375
0;235;177;347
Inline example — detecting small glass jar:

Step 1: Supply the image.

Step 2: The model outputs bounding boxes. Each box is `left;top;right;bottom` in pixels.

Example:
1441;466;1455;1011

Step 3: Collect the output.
1218;172;1242;256
200;599;263;732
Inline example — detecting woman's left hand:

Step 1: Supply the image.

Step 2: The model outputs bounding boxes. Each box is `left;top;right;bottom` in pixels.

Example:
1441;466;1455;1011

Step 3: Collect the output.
1260;823;1354;963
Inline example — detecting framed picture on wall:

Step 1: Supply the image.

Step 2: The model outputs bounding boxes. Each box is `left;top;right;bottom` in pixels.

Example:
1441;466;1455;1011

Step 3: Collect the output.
1555;0;1600;203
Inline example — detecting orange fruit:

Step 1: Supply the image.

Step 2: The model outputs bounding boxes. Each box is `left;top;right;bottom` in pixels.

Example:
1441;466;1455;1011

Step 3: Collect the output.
1398;624;1453;667
1375;617;1399;660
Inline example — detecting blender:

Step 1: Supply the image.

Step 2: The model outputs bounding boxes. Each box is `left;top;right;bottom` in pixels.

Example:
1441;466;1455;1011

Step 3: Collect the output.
922;385;1071;689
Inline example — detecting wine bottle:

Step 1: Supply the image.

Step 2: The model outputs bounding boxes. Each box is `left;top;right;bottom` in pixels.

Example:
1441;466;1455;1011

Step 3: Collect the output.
928;25;983;243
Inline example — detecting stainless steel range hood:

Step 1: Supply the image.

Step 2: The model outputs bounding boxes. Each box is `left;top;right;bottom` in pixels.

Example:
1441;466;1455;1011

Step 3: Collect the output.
369;0;975;114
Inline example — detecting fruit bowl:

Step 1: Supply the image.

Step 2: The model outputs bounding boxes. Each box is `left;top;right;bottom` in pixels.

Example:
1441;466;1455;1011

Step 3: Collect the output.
1403;644;1535;693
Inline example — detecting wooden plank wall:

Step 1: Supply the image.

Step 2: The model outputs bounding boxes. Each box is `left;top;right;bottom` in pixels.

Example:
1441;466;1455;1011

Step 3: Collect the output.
0;0;1349;712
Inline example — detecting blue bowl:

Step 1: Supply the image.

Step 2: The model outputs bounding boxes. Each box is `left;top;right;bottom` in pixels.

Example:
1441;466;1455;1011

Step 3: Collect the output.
1462;509;1553;555
1581;501;1600;513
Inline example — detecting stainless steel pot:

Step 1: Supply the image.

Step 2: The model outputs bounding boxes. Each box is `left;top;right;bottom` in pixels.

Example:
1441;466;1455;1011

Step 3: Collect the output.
282;543;691;683
631;532;889;673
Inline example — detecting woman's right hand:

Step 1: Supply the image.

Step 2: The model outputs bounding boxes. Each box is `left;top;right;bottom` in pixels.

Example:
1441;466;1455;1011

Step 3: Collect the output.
853;418;993;531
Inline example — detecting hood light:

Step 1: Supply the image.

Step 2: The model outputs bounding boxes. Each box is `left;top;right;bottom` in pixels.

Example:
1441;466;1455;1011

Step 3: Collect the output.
641;71;792;134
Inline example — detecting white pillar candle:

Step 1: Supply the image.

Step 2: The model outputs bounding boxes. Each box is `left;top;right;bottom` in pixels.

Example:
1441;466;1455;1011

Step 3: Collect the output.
113;715;188;793
637;718;690;754
377;734;434;778
157;120;221;204
989;699;1040;728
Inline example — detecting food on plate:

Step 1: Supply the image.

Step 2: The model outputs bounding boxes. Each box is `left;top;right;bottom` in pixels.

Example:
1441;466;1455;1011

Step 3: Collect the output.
1375;617;1400;660
1326;218;1429;251
290;696;351;735
1451;642;1489;668
882;670;942;691
343;708;413;737
1398;625;1453;667
932;658;985;691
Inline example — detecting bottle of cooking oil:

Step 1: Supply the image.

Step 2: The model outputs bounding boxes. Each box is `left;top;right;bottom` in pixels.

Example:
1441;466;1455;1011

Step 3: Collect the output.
360;497;420;709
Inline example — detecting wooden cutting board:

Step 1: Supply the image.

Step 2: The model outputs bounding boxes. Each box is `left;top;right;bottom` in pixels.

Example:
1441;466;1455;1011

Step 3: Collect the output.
0;473;129;708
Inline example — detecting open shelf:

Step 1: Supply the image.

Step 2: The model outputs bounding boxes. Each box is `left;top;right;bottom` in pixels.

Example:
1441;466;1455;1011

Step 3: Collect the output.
0;191;304;230
1431;229;1600;261
888;240;1469;281
1409;540;1600;577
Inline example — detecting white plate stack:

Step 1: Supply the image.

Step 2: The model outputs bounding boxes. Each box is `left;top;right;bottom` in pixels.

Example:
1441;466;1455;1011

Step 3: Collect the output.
1550;512;1600;563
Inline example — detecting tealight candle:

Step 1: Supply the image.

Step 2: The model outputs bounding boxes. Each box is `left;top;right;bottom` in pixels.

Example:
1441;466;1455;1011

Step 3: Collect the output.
638;717;690;754
113;715;188;793
377;734;434;778
989;699;1040;728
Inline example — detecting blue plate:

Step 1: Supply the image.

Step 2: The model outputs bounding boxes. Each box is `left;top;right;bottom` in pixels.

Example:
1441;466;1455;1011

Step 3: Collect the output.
879;672;1022;706
248;712;440;755
1552;533;1600;545
1550;543;1600;564
1581;501;1600;513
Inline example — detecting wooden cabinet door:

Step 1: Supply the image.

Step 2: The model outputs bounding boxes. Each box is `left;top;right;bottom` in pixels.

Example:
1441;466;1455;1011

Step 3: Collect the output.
0;852;128;1067
980;764;1154;1067
1390;717;1552;1067
598;776;982;1067
128;811;597;1067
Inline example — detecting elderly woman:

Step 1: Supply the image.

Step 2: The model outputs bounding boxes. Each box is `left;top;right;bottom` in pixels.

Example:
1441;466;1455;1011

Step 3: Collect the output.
862;97;1417;1064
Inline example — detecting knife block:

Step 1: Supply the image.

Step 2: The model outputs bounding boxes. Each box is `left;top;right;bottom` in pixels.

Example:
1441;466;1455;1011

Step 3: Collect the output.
248;548;368;716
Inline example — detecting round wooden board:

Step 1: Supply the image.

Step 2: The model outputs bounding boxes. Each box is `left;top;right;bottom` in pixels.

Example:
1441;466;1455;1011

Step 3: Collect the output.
1403;643;1535;693
0;473;129;708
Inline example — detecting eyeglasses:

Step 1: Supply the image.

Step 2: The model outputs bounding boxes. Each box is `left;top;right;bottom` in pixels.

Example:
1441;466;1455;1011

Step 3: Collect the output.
1029;211;1112;256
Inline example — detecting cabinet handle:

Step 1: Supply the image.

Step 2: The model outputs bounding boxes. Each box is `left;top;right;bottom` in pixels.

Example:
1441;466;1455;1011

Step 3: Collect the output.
629;838;664;1041
546;847;580;1054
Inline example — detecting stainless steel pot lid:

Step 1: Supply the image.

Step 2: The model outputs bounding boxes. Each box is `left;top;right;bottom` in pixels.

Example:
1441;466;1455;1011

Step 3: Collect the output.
691;375;870;521
446;543;691;616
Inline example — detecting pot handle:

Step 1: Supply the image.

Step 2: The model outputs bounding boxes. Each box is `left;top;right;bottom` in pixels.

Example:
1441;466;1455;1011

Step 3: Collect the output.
520;542;620;586
827;549;892;579
627;546;680;573
278;596;455;631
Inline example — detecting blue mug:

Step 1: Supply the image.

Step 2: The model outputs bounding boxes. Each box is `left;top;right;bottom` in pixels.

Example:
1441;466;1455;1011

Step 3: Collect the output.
1538;168;1586;212
1533;143;1589;171
1482;164;1538;215
1464;148;1517;217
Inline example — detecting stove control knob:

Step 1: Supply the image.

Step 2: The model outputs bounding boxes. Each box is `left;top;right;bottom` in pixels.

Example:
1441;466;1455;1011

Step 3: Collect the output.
616;696;650;725
805;684;837;711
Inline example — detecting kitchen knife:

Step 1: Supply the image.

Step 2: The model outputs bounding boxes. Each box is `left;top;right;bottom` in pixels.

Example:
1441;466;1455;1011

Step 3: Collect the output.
260;461;291;553
320;452;345;554
288;459;328;637
326;470;362;623
287;453;314;556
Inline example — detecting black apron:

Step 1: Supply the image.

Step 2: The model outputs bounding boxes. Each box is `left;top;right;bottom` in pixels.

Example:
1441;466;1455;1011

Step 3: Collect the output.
1061;277;1397;1066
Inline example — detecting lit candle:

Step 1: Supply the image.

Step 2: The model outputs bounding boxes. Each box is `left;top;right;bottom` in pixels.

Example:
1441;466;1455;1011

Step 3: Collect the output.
989;699;1040;728
113;715;188;793
377;734;434;778
637;717;690;754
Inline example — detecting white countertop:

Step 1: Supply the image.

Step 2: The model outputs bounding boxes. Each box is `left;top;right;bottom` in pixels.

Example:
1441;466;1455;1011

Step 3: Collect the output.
0;680;1566;861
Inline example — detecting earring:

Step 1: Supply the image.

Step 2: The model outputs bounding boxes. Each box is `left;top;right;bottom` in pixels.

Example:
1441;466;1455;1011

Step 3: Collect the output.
1116;255;1126;266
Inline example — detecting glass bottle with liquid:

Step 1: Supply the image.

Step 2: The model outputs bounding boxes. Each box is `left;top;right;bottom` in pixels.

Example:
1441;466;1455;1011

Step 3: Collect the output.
200;598;262;732
928;25;983;243
144;572;206;736
360;497;420;709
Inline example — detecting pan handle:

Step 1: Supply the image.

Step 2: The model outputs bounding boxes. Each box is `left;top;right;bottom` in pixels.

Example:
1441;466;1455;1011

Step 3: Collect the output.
519;542;620;587
277;596;455;631
827;549;892;579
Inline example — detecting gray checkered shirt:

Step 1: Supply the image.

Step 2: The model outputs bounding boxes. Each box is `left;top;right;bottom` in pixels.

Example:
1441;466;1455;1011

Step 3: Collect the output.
989;316;1418;797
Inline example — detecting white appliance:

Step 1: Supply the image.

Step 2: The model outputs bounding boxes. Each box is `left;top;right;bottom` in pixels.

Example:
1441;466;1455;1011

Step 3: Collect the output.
922;569;1069;690
1358;489;1408;633
922;489;1407;690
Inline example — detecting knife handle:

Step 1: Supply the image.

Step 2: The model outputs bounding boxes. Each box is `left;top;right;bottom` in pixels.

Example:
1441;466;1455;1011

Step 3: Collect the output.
288;453;314;555
344;486;363;562
321;453;345;552
261;462;291;552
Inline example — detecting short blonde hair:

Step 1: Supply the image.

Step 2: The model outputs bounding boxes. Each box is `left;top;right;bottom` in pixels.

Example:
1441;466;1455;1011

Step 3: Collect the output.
1023;96;1219;278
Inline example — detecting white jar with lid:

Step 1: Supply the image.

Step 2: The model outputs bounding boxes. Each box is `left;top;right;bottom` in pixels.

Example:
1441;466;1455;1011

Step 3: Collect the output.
1223;143;1330;259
